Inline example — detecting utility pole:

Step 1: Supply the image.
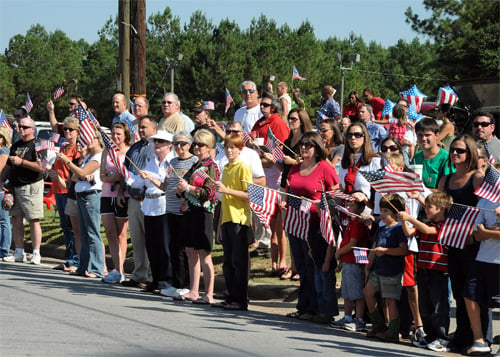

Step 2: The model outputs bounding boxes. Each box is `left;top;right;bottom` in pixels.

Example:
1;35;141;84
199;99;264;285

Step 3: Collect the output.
119;0;131;102
130;0;146;98
337;53;360;115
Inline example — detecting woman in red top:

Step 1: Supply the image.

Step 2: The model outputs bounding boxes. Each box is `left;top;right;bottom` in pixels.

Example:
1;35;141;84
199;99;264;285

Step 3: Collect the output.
342;91;362;121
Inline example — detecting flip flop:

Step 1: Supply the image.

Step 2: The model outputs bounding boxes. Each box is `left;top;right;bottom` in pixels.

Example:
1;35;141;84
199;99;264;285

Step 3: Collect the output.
192;297;213;305
280;267;292;280
174;294;198;302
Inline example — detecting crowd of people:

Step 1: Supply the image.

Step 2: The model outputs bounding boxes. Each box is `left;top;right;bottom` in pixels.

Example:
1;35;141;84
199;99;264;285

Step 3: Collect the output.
0;80;499;356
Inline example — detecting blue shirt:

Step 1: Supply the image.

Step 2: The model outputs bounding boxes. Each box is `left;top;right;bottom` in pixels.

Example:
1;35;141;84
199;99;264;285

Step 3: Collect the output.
373;224;406;277
124;139;155;197
112;110;137;140
317;98;340;128
365;121;386;153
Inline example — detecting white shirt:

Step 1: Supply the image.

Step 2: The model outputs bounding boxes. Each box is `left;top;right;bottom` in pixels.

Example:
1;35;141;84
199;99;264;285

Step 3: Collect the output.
234;105;262;133
339;154;381;199
475;198;500;264
75;152;103;193
180;112;195;133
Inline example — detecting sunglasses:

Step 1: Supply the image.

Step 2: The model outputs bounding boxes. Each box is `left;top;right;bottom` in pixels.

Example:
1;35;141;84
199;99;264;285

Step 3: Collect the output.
345;132;364;139
19;125;33;130
319;128;331;133
162;100;175;105
300;142;314;149
241;89;256;95
173;141;188;146
450;147;467;154
192;142;206;148
381;145;399;152
69;102;77;106
260;102;272;108
472;121;492;128
154;139;169;144
63;127;76;132
226;130;241;134
288;116;299;121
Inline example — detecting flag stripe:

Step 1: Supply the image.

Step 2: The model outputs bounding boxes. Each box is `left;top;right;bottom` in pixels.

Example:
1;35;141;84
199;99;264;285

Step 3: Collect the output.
438;204;479;249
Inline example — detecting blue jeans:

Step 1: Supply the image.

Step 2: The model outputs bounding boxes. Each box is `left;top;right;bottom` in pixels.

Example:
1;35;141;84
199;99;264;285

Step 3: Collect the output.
55;193;79;267
0;191;12;257
76;192;104;277
288;234;317;315
314;267;339;317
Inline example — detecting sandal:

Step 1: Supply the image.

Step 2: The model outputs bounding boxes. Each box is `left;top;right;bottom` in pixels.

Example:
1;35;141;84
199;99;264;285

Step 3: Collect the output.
291;272;300;281
280;267;292;280
286;311;303;318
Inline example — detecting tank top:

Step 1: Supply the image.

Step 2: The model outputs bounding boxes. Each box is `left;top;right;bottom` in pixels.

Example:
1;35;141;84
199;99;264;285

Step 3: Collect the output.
444;171;479;207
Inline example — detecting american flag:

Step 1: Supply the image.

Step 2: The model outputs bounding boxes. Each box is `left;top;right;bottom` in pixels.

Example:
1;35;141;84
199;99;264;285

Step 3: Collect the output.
243;132;253;147
77;102;96;147
265;127;284;161
384;163;396;173
35;141;46;152
53;85;65;100
353;247;369;264
100;128;130;178
326;189;355;201
44;139;56;152
192;168;211;183
399;85;427;113
0;110;13;135
248;183;282;227
320;190;336;246
332;201;357;218
474;166;500;203
225;88;233;114
25;93;33;113
50;133;60;143
360;170;424;194
292;66;306;80
381;99;395;117
284;190;311;240
435;86;458;106
484;142;497;164
438;204;480;249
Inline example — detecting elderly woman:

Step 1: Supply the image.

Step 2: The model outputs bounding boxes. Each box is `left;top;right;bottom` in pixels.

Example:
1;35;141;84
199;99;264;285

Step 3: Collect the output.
319;119;344;167
163;131;198;295
0;127;12;260
176;129;220;304
58;129;105;278
100;122;131;284
48;117;80;272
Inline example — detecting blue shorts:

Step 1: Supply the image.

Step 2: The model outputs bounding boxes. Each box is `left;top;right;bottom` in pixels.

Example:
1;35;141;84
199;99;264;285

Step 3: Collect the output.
463;260;500;308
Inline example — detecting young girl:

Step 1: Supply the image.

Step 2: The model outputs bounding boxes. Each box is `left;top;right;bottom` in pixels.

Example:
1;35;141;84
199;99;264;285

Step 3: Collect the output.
380;104;416;161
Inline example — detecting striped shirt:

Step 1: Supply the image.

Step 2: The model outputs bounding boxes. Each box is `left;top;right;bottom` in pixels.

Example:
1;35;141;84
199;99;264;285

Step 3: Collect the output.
417;222;448;273
165;155;198;215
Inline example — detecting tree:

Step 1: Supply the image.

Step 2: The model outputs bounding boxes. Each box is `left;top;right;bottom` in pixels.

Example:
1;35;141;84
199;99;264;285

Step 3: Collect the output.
406;0;500;79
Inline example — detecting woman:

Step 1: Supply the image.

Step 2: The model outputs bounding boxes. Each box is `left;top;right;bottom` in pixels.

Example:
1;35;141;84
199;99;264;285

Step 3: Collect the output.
0;127;12;260
437;134;484;352
436;104;455;151
176;129;220;304
163;131;198;294
58;129;105;278
214;133;253;311
100;122;131;284
379;136;408;169
48;117;80;272
285;131;339;323
342;91;362;120
319;119;344;167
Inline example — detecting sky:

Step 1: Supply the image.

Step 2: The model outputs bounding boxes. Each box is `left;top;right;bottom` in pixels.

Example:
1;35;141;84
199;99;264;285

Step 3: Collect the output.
0;0;430;52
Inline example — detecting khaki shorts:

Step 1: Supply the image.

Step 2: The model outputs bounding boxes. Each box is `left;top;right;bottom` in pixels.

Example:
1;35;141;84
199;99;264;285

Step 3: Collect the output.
64;198;78;217
368;271;403;300
11;180;44;220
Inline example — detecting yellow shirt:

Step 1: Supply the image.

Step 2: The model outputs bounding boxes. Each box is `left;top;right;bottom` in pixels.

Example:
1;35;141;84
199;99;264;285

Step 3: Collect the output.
221;159;252;226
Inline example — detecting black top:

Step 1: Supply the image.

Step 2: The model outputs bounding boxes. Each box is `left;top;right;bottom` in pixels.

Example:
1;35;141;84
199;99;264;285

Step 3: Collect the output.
8;138;43;187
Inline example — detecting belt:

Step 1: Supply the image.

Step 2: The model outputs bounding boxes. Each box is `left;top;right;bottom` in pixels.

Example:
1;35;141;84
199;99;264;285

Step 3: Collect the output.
145;193;165;199
76;190;101;198
131;196;145;201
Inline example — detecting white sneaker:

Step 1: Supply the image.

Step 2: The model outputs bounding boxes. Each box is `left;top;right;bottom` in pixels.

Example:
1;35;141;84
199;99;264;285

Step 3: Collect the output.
344;318;366;332
102;270;124;284
160;286;180;297
29;253;41;265
3;252;26;263
427;338;450;352
176;288;190;296
329;316;352;329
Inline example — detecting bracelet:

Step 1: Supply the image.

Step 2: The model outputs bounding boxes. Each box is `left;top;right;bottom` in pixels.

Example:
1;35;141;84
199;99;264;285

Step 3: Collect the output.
67;161;71;166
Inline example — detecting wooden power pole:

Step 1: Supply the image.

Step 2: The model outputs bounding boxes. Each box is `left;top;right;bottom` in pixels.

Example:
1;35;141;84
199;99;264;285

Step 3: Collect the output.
130;0;146;98
118;0;131;103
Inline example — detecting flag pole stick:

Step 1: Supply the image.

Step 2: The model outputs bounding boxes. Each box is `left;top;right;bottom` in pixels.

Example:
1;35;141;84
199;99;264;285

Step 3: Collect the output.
245;180;312;203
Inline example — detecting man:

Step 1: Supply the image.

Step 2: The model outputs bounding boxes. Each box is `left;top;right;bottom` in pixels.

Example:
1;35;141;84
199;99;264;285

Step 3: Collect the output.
317;85;341;128
411;118;453;190
191;101;218;138
47;94;81;132
133;96;149;118
471;112;500;162
178;99;195;133
158;93;185;134
119;115;157;288
234;81;262;133
358;103;386;153
1;117;44;264
363;87;385;120
277;82;292;119
111;93;137;140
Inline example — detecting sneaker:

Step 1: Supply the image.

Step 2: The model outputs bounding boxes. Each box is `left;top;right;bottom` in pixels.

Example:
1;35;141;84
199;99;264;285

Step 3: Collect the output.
413;326;426;342
466;341;491;356
102;270;125;284
329;316;352;329
413;336;431;348
176;288;190;296
344;318;366;332
427;339;450;352
160;286;180;298
29;253;41;265
3;252;26;263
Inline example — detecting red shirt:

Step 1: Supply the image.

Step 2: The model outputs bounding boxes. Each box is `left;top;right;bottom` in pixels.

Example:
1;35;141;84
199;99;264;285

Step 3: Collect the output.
250;113;290;144
340;217;370;264
368;97;385;119
52;143;80;194
342;102;361;120
416;222;448;273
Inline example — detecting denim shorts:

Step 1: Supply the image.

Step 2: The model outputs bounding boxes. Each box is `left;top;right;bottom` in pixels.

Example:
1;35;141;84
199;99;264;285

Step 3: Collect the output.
341;262;365;300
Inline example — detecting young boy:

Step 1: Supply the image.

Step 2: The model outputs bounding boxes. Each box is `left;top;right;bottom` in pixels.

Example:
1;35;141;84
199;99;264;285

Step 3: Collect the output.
332;198;370;331
364;193;408;343
398;192;453;352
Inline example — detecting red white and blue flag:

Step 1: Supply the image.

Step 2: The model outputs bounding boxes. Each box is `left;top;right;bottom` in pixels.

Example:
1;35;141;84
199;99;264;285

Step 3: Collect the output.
474;166;500;203
438;204;480;249
435;86;458;106
284;189;311;240
225;88;233;114
100;128;130;178
265;127;284;161
326;189;355;201
77;102;96;147
319;190;336;246
53;85;65;100
361;170;424;194
484;142;497;164
248;183;282;227
0;110;13;135
292;66;306;80
353;247;369;264
399;84;427;113
25;93;33;113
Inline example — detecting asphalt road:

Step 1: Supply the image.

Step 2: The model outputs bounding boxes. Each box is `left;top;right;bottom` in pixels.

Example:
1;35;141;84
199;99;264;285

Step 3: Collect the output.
0;261;484;356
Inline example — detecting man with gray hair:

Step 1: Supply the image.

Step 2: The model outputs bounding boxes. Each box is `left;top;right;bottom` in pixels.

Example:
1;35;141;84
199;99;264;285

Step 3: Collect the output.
234;80;262;133
358;103;386;153
159;93;185;134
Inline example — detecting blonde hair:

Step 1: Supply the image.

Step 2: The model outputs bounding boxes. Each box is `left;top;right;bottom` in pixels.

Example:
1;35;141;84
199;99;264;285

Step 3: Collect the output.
193;129;215;149
63;117;79;131
386;153;404;169
0;126;11;147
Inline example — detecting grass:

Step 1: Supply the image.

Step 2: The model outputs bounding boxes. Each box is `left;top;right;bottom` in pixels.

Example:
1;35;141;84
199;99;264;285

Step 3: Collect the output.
38;206;298;285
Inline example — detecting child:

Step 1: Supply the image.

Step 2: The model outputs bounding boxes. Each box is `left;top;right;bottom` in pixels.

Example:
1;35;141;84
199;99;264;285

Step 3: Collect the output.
332;198;370;331
364;193;408;343
398;192;452;352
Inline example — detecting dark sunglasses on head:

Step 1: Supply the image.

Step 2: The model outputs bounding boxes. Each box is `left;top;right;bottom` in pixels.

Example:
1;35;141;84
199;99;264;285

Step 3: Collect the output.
472;121;492;128
173;141;188;146
288;116;299;121
300;142;314;149
345;132;364;139
241;89;256;95
450;147;467;154
63;127;76;132
260;102;272;108
192;142;206;148
381;145;399;152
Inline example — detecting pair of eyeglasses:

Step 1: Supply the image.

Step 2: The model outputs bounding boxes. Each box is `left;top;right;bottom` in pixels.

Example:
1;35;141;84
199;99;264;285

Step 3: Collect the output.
472;122;491;128
450;147;467;154
63;127;76;132
241;89;256;95
19;125;33;130
162;100;175;105
226;130;241;134
381;145;398;153
173;141;188;146
288;116;299;122
300;142;314;149
68;102;77;106
192;142;206;148
345;132;364;139
260;103;272;108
